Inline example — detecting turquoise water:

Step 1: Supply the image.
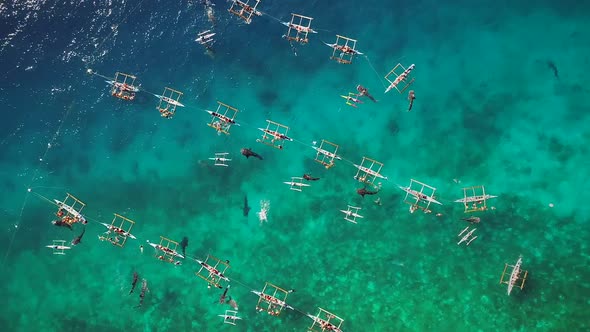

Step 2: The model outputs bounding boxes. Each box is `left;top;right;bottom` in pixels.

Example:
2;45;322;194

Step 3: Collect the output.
1;0;589;331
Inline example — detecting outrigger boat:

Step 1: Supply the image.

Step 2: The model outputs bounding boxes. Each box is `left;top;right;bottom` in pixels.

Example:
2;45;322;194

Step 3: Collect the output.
195;254;231;288
155;95;185;108
281;21;316;34
252;290;295;311
353;157;388;188
341;92;363;108
206;110;239;125
46;244;71;251
196;259;230;282
500;255;528;295
340;208;362;218
106;72;141;100
54;198;87;224
307;310;344;332
384;63;415;94
457;226;477;246
97;213;136;248
99;222;137;239
312;146;342;161
195;30;216;45
340;205;363;224
253;282;294;317
455;194;498;204
218;310;242;326
324;41;363;55
283;177;310;191
208;152;232;167
206;102;241;135
281;20;317;34
312;139;341;169
148;240;184;259
257;120;293;150
398;185;441;205
325;35;362;64
398;179;441;213
228;0;262;24
258;128;293;142
455;185;497;212
46;240;71;255
106;80;140;92
353;164;388;181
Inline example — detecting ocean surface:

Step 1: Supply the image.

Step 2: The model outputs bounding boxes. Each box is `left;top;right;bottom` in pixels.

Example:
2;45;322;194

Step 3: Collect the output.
1;0;589;331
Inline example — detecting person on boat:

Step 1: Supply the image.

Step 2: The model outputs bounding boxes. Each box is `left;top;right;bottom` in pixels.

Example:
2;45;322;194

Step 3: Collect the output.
160;107;173;118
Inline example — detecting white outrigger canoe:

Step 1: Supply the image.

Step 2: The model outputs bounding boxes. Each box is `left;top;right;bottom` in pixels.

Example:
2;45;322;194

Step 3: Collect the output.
147;240;184;259
99;222;137;239
280;21;317;34
251;290;294;310
46;244;71;251
354;164;388;180
384;64;415;94
340;209;363;219
507;256;523;295
398;186;442;205
54;199;86;221
313;146;342;160
323;41;363;55
196;259;230;281
258;128;293;141
454;194;498;203
196;30;216;44
156;95;185;107
283;181;310;187
457;227;477;246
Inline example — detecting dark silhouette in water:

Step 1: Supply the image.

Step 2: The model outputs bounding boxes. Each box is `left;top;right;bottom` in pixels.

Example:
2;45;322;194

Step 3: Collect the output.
407;90;416;111
52;219;72;230
219;285;230;304
71;227;85;245
547;60;559;79
357;187;379;198
136;279;149;308
243;196;251;216
241;148;263;160
462;216;480;224
356;84;377;102
129;271;139;294
180;237;189;258
303;174;320;181
227;296;238;310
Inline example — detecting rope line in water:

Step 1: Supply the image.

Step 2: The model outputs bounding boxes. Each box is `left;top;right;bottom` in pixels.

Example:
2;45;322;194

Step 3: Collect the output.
2;103;74;267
